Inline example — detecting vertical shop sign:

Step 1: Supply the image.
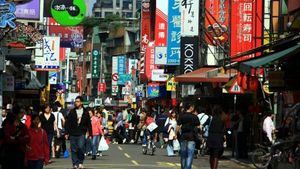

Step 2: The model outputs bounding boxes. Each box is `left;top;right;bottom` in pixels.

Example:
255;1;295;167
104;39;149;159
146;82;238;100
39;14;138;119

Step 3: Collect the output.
180;37;199;74
112;56;119;95
35;36;60;71
230;0;263;61
167;0;181;65
92;49;100;78
181;0;199;36
155;0;168;46
117;55;126;85
140;0;151;75
204;0;229;45
145;42;156;80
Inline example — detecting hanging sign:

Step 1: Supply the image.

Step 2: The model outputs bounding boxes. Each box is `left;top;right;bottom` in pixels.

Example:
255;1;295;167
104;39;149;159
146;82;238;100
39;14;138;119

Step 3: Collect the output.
154;46;167;65
166;77;176;91
50;0;87;26
181;0;199;36
155;0;168;46
229;79;244;94
49;71;58;84
92;49;100;78
180;36;199;74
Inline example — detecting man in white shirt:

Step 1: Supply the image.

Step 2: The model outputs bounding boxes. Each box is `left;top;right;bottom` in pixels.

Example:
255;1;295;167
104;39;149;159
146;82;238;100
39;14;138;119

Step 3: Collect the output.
263;112;275;144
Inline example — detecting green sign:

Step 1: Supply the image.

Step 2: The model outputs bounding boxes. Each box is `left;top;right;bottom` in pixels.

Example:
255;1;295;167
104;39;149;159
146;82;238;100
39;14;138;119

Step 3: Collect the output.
51;0;86;26
92;49;100;78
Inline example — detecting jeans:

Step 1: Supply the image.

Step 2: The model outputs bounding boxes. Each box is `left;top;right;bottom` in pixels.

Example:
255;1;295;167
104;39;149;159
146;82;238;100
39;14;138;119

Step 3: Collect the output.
27;159;44;169
85;137;92;154
47;133;54;157
180;140;196;169
167;140;175;156
70;135;85;166
92;135;100;156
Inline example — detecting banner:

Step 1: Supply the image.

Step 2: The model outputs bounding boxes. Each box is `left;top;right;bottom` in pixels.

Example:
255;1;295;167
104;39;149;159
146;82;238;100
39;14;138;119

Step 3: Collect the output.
155;0;168;46
92;49;100;78
180;37;199;74
154;46;167;65
35;36;60;71
167;0;181;65
147;83;160;98
15;0;42;21
48;17;84;48
230;0;263;61
145;42;156;80
204;0;229;45
140;0;152;75
181;0;199;36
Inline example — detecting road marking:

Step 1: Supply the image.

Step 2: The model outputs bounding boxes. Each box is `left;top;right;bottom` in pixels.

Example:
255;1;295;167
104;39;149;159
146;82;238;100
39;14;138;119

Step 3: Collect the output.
131;160;139;166
175;163;181;166
118;146;123;151
166;162;175;166
124;153;131;158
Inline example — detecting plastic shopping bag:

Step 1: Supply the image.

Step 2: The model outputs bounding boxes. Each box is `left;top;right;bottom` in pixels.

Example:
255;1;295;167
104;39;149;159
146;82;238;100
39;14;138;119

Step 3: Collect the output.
98;136;109;151
173;139;180;151
147;122;158;132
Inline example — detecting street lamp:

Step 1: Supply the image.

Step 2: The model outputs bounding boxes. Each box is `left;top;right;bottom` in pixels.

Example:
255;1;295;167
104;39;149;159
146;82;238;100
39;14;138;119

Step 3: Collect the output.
98;31;109;98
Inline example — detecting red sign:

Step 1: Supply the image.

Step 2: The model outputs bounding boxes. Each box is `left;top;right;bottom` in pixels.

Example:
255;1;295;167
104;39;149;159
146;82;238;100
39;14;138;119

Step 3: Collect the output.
98;82;106;92
230;0;263;61
155;1;168;46
229;79;244;94
145;42;156;80
112;73;119;82
7;42;26;49
205;0;229;45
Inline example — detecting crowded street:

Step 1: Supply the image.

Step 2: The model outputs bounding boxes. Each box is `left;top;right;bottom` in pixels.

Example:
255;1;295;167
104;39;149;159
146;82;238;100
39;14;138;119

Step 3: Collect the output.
44;144;253;169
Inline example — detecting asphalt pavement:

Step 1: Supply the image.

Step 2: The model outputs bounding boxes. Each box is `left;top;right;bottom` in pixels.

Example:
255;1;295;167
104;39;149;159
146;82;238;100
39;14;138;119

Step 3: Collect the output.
44;144;255;169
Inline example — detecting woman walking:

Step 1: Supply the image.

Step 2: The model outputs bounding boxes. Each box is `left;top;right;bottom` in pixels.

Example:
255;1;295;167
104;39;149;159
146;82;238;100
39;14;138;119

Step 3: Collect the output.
207;106;226;169
27;115;50;169
90;109;103;160
39;104;56;160
164;110;177;156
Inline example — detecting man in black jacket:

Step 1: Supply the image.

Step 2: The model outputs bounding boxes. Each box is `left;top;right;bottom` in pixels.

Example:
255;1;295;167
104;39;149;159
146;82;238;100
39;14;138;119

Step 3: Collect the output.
65;96;92;169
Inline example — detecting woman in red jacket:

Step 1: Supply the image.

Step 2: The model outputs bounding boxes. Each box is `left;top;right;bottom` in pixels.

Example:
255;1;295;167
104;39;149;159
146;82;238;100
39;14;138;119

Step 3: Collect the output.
26;114;50;169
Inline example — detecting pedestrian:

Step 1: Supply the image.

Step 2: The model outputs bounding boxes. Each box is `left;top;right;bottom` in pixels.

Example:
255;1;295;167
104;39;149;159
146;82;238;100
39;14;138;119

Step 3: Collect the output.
164;109;177;156
52;104;65;158
262;111;275;145
176;103;200;169
55;101;67;155
207;106;226;169
2;105;30;169
26;114;50;169
65;96;92;169
90;108;103;160
156;109;169;147
39;104;56;160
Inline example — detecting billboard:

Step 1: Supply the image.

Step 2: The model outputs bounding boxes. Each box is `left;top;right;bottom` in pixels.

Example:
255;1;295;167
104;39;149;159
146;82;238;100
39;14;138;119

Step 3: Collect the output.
155;0;168;46
204;0;229;45
154;46;167;65
15;0;43;21
181;0;199;36
230;0;263;61
48;17;84;48
180;37;199;74
167;0;181;65
35;36;60;71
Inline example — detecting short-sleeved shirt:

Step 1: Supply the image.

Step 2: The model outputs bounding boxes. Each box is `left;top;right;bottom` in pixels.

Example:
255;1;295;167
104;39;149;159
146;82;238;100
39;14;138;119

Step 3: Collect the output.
177;112;200;141
40;113;55;134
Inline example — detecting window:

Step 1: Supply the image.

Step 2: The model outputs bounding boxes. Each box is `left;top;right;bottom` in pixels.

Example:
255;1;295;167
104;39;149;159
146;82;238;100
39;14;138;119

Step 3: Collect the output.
123;0;133;10
101;0;113;8
116;0;120;8
105;12;113;17
123;12;132;18
95;12;101;17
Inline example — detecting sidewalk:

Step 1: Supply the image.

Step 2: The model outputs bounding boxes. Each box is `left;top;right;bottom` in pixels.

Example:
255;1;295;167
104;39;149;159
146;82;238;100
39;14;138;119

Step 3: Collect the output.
222;150;256;169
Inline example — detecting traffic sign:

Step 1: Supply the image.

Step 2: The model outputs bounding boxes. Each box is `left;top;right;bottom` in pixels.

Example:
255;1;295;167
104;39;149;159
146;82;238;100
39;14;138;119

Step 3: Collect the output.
229;79;244;94
112;73;119;82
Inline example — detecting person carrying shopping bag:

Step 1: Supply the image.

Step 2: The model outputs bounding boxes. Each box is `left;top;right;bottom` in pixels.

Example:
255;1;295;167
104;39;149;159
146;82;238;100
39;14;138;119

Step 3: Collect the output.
164;110;178;156
90;109;103;160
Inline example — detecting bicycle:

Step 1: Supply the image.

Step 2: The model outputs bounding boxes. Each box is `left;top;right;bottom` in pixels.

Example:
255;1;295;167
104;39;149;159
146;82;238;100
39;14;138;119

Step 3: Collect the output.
142;129;156;156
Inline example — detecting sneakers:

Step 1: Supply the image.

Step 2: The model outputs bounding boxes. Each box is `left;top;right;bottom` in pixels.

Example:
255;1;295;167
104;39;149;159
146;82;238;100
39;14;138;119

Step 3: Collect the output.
130;139;135;144
78;164;84;169
99;153;103;157
123;138;127;144
73;165;78;169
92;155;96;160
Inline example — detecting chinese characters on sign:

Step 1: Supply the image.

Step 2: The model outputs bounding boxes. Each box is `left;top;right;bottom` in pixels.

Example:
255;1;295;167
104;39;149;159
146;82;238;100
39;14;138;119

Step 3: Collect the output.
167;0;181;65
15;0;40;20
155;0;168;46
0;0;16;29
230;0;263;61
181;0;199;36
35;36;60;71
92;50;100;78
117;56;126;85
145;42;156;80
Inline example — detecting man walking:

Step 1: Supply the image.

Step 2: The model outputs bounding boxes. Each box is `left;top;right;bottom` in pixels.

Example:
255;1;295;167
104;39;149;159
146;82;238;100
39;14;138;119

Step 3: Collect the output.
65;96;92;169
177;103;200;169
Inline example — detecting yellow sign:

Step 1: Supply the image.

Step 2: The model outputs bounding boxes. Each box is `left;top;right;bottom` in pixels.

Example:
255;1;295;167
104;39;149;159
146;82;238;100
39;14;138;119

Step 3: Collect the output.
166;77;176;91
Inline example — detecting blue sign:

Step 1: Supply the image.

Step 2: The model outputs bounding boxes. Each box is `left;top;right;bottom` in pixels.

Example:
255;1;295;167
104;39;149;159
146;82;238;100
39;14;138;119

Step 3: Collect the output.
0;0;16;29
147;84;160;98
167;0;181;65
117;55;126;77
118;74;131;85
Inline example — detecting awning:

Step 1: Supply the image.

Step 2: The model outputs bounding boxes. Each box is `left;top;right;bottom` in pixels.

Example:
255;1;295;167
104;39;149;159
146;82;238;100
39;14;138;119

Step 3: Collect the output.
239;44;300;73
175;67;235;83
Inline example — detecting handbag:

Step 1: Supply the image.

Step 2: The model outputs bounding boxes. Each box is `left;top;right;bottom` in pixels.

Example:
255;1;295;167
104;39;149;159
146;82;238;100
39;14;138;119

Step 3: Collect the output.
173;139;180;151
54;113;64;138
98;136;109;151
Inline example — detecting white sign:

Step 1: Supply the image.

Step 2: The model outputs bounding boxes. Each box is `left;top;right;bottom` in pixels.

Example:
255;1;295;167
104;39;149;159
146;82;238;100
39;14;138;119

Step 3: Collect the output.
151;69;169;82
112;85;118;96
48;71;58;84
229;80;244;94
181;0;199;36
128;59;138;74
154;46;167;65
35;36;60;71
94;98;102;106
